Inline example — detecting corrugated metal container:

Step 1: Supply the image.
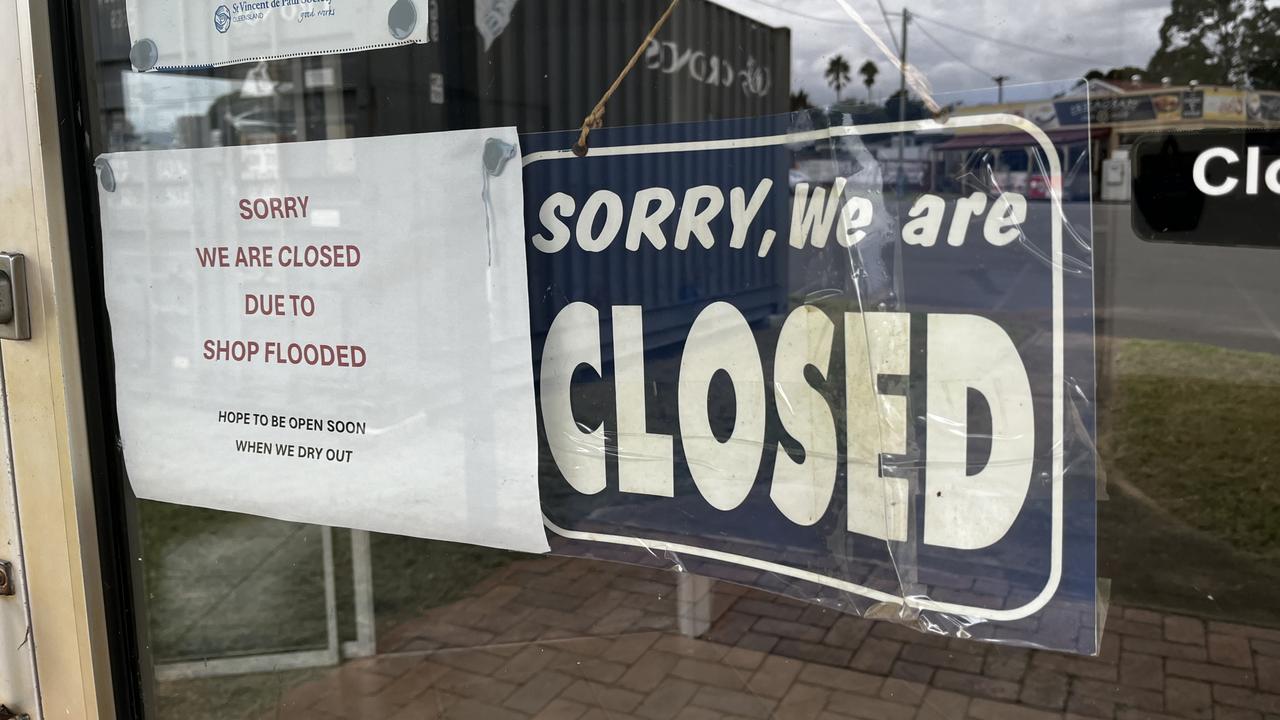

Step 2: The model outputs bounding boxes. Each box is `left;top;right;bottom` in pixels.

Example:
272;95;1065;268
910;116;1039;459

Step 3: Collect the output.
462;0;793;342
341;0;791;139
469;0;791;132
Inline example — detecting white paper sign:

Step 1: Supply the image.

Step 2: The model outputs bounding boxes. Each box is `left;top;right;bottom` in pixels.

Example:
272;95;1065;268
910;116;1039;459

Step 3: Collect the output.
97;129;549;554
124;0;428;72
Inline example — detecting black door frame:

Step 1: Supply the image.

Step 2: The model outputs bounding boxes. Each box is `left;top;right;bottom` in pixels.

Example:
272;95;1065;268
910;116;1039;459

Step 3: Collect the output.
44;0;150;715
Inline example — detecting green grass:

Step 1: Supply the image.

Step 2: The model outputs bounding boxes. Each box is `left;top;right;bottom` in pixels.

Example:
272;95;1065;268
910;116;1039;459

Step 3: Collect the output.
1104;338;1280;555
1099;338;1280;625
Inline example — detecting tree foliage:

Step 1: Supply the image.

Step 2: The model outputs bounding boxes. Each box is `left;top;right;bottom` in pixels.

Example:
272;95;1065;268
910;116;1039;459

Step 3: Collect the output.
825;55;852;101
1083;66;1148;83
859;60;879;101
883;89;929;122
1146;0;1280;89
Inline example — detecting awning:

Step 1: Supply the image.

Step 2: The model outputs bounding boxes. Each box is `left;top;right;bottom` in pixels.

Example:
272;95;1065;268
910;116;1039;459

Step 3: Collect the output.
934;127;1109;151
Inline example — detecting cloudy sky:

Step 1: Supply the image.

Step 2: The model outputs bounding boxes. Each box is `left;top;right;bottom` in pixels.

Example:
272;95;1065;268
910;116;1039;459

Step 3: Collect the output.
715;0;1172;106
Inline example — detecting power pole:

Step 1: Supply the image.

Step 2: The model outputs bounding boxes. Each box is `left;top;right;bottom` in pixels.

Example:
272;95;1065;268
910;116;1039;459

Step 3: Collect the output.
993;74;1010;103
897;7;909;197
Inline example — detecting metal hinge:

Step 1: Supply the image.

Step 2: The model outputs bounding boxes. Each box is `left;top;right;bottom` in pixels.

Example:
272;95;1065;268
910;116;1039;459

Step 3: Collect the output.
0;254;30;341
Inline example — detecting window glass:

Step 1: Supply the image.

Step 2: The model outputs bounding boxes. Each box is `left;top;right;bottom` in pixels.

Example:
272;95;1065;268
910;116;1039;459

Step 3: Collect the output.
75;1;1280;718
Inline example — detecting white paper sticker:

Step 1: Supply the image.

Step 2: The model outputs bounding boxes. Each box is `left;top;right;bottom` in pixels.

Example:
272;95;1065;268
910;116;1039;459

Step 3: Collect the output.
96;129;549;554
124;0;428;72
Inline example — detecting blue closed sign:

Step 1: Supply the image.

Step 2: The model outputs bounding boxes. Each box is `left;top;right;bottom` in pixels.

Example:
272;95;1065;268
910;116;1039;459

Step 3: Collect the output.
521;113;1099;653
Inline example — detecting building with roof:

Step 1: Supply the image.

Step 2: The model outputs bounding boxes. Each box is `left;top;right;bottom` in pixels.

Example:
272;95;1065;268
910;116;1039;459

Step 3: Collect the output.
938;79;1280;200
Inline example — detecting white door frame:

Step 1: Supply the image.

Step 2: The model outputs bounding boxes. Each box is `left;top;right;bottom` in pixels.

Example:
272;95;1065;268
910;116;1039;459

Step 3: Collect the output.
0;0;118;717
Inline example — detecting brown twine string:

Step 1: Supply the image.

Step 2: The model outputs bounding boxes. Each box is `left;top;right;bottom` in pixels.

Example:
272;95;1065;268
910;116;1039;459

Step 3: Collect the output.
572;0;683;157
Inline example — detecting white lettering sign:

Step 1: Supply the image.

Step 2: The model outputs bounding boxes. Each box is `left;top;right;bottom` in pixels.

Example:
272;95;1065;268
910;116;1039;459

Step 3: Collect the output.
644;39;773;98
531;182;1029;256
1193;145;1280;196
538;303;1034;549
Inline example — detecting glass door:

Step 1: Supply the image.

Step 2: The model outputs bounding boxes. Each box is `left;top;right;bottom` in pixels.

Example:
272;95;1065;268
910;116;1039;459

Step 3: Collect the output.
52;1;1280;718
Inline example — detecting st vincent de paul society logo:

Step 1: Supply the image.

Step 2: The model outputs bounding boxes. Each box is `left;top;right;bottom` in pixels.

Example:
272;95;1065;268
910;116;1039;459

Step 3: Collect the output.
214;5;232;33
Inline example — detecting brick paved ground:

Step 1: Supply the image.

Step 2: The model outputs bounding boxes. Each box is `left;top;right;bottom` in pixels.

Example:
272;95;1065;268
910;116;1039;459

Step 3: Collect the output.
259;556;1280;720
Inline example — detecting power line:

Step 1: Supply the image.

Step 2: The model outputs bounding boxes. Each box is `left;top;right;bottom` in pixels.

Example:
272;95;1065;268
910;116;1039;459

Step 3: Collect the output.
732;0;1101;68
831;0;939;111
735;0;900;56
730;0;935;109
875;0;900;55
730;0;854;25
913;21;998;80
736;0;1099;71
905;11;1099;65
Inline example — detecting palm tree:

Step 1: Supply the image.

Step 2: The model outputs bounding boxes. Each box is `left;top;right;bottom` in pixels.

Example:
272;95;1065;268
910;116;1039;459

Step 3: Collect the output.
790;89;812;111
859;60;879;101
825;55;852;102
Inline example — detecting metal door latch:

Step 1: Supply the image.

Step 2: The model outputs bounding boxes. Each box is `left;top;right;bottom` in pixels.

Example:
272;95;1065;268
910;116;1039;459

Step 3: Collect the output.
0;253;30;341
